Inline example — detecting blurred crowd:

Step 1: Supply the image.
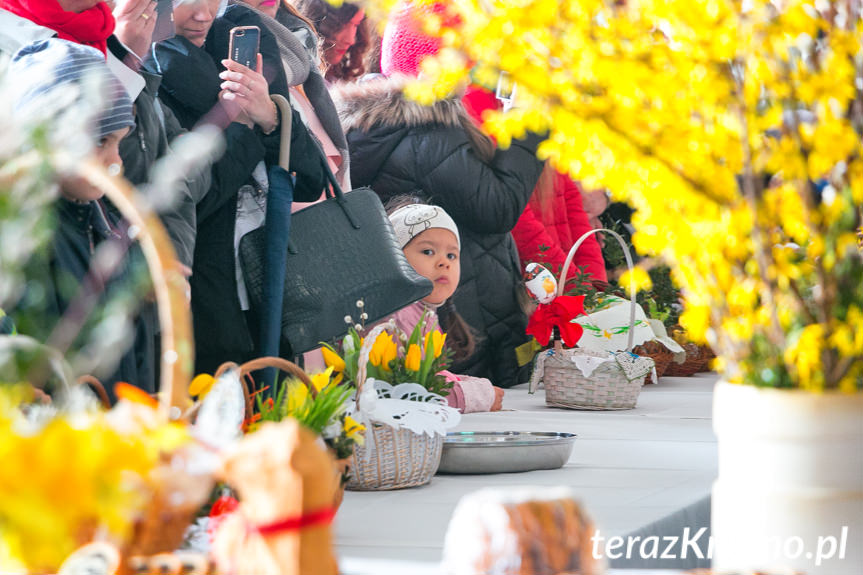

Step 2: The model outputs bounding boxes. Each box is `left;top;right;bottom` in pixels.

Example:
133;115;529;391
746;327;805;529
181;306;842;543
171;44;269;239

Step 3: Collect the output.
0;0;610;399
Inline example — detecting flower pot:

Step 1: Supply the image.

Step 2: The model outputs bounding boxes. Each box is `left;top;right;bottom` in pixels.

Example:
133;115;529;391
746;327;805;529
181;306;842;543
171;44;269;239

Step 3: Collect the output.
712;381;863;575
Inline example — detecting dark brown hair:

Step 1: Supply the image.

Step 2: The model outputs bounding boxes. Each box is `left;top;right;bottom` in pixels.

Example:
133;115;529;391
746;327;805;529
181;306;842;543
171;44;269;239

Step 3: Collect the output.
384;195;477;363
436;298;476;363
291;0;370;82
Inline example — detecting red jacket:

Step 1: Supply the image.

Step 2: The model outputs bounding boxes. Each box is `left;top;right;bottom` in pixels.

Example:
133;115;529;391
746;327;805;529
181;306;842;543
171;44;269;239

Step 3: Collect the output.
512;172;607;283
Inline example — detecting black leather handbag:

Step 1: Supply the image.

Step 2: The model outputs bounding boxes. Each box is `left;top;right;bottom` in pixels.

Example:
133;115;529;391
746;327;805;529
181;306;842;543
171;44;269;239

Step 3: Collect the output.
239;156;432;356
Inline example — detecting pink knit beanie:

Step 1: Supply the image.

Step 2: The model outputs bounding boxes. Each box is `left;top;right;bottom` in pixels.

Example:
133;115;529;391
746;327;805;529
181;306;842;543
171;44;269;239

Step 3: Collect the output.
381;1;452;77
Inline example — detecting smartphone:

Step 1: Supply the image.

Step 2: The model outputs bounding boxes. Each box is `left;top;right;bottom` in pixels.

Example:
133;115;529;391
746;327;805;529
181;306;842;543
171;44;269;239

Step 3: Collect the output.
228;26;260;70
152;0;175;44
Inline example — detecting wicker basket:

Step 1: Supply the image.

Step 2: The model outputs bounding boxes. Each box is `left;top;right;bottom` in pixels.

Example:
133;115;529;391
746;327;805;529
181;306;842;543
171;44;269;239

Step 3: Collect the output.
347;423;443;490
214;356;349;509
697;344;716;372
530;229;653;410
80;160;193;414
345;324;444;491
664;343;703;377
632;341;674;384
538;345;645;409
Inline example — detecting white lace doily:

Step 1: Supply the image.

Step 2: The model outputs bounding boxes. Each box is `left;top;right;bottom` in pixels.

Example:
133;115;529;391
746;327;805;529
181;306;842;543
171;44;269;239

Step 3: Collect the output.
349;379;461;437
193;368;246;448
570;352;615;378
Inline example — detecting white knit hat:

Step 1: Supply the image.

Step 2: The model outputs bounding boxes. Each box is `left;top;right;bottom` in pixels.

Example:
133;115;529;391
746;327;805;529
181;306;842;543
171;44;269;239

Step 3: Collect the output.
389;204;460;250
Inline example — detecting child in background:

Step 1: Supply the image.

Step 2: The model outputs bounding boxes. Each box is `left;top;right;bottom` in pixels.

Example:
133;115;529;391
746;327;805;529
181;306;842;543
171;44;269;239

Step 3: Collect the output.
386;202;504;413
6;39;155;398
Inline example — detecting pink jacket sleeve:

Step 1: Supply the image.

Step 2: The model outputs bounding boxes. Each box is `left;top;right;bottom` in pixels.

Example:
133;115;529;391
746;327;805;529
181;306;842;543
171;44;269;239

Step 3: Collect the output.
441;371;496;413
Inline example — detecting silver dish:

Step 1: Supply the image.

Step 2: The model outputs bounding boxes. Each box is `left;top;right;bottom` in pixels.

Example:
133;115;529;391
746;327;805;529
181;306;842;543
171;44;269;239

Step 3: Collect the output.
436;431;576;475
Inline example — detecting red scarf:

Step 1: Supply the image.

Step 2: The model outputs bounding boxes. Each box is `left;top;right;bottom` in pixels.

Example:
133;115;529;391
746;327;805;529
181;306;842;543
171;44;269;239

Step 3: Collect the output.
0;0;114;55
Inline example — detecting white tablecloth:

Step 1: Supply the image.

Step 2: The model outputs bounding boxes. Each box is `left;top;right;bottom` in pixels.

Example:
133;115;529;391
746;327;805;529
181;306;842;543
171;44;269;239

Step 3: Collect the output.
335;373;719;574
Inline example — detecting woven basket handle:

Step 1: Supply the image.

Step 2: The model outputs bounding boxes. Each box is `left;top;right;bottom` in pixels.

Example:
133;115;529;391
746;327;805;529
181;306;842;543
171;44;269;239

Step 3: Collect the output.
77;375;112;409
214;356;314;418
354;323;390;410
558;228;638;352
73;160;193;417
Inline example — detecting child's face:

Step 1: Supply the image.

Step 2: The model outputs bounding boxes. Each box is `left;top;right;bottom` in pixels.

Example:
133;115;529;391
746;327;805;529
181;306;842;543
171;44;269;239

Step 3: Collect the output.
61;127;130;202
404;228;460;305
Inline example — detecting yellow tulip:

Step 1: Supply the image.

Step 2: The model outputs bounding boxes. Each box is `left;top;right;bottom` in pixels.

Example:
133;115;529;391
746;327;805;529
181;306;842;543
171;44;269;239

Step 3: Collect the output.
381;338;397;371
321;346;346;372
369;331;397;371
188;373;216;398
286;380;310;414
405;343;422;372
308;367;335;393
343;415;365;445
425;330;447;359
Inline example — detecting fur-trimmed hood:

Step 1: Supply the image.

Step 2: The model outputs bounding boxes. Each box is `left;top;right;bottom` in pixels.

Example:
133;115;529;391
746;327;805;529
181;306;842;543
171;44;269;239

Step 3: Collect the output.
333;75;545;390
332;76;470;134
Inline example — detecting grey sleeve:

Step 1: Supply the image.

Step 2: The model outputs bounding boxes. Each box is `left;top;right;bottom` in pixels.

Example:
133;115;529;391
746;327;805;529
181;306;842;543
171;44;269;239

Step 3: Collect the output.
158;100;206;266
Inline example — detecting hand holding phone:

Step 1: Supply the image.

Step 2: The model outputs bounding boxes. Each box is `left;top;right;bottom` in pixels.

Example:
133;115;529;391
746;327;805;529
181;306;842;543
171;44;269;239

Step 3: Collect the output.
228;26;261;70
220;52;278;134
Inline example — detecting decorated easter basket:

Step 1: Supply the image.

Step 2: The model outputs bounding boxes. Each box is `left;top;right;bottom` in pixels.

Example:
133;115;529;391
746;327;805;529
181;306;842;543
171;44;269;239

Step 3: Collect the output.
214;356;352;509
529;229;654;410
346;324;458;491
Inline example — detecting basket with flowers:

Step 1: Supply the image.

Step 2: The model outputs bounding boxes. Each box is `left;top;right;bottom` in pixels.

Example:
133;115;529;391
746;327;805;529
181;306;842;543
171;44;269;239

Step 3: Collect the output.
320;311;461;490
0;382;211;575
190;356;364;510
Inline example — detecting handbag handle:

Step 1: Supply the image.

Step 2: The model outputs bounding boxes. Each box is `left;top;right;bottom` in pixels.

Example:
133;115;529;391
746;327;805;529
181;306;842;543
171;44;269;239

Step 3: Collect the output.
557;228;638;352
310;129;362;230
354;323;390;410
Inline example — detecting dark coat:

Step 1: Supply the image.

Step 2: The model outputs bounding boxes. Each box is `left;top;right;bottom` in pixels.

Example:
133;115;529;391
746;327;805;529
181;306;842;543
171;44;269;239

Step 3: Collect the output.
146;22;326;373
11;199;156;399
333;78;544;387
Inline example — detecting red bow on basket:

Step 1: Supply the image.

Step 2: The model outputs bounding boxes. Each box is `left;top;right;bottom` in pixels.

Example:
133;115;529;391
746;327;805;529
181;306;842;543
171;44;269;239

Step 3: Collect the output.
526;295;586;348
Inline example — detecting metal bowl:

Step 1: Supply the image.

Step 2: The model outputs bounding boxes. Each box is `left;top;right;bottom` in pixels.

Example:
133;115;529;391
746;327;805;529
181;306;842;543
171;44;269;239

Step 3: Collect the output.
436;431;576;475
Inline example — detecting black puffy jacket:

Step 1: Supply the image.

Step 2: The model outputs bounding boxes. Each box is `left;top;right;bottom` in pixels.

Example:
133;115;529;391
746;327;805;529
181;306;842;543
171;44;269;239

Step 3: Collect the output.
333;78;544;387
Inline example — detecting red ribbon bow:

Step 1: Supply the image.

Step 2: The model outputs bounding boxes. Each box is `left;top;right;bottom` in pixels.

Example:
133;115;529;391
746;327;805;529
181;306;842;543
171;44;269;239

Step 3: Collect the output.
526;295;586;348
251;506;336;536
207;494;336;542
